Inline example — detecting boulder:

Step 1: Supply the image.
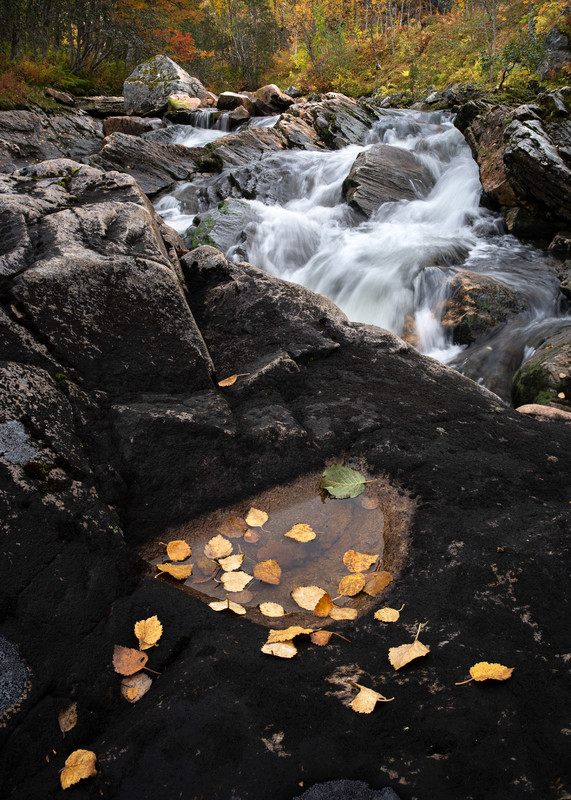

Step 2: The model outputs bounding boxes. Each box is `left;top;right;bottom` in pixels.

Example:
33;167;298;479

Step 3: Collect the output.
74;96;125;116
276;113;323;150
168;93;202;113
102;116;164;137
511;326;571;410
227;105;250;128
539;24;571;77
123;55;211;115
254;83;294;111
343;143;435;217
217;91;256;114
284;86;304;98
207;126;287;169
296;93;378;147
441;270;529;345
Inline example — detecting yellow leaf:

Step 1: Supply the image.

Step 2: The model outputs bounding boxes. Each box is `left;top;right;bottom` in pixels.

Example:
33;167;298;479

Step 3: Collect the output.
259;602;285;617
221;570;253;592
338;573;366;596
60;749;97;790
363;571;393;596
313;592;333;618
245;507;268;528
284;523;316;542
217;516;248;538
349;683;394;713
374;606;403;623
291;585;327;611
329;605;358;620
166;540;191;561
204;534;233;560
310;630;333;646
343;550;379;573
261;641;298;658
156;562;193;580
134;615;163;650
469;662;514;682
218;553;244;571
388;624;430;670
218;373;250;387
58;703;77;735
209;597;247;615
254;559;282;585
120;672;152;703
113;645;149;676
266;626;315;643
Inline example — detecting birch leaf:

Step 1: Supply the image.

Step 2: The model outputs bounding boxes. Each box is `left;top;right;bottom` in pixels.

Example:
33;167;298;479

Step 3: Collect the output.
221;570;253;592
284;523;316;542
156;562;192;580
469;662;513;682
321;465;368;499
291;585;327;611
266;626;315;643
244;529;260;543
209;597;247;615
166;540;191;561
261;641;297;658
349;683;394;714
134;615;163;650
329;605;358;620
218;553;244;571
58;703;77;736
310;631;333;646
313;592;333;618
254;559;281;585
218;373;249;387
338;573;366;596
204;534;233;560
120;673;152;704
363;571;393;596
245;507;268;528
343;550;379;573
113;645;148;676
60;749;97;790
388;624;430;670
259;602;286;617
374;606;402;623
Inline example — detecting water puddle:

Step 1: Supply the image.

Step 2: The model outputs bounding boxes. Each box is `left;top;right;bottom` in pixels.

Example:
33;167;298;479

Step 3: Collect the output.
140;470;414;627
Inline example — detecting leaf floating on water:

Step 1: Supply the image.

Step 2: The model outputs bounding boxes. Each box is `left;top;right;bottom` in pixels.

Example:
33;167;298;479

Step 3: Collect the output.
266;626;315;643
310;630;333;646
259;602;286;617
374;605;403;623
245;507;268;528
321;465;369;499
343;550;380;573
204;534;233;560
120;672;152;703
363;571;393;596
113;645;149;676
58;703;77;736
217;516;248;539
156;562;193;580
218;553;244;572
218;373;250;387
284;523;316;542
166;540;191;561
60;749;97;790
338;573;366;597
329;605;358;620
291;585;327;611
348;682;394;714
221;570;253;593
456;662;514;685
254;559;282;585
244;529;260;543
388;623;430;670
134;615;163;650
261;641;298;658
209;596;247;615
313;592;333;618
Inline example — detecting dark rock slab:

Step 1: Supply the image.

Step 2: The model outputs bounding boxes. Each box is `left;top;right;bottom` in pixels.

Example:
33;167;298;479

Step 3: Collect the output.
102;116;164;137
74;96;125;117
343;143;435;217
296;781;400;800
512;325;571;410
209;126;287;168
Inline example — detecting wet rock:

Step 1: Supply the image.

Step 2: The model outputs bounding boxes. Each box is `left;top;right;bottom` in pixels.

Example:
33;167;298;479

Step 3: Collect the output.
0;110;103;173
217;91;256;114
276;113;324;150
45;87;74;106
102;116;164;137
343;143;435;217
168;93;202;113
284;86;304;98
227;105;251;128
441;271;529;345
295;781;400;800
208;127;287;168
123;55;211;115
186;198;258;253
511;326;571;410
306;92;377;146
0;636;29;718
255;84;294;112
74;96;125;117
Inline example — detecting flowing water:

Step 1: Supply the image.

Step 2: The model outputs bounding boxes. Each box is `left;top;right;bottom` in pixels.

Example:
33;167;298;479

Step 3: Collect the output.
155;108;570;401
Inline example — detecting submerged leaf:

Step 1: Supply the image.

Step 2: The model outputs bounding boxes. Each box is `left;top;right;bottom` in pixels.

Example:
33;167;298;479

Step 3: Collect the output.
291;585;327;611
321;465;368;499
388;624;430;670
58;703;78;736
245;507;268;528
166;540;191;561
261;641;297;658
338;573;366;597
343;550;380;573
60;749;97;789
134;615;163;650
221;570;253;592
156;562;193;580
244;529;260;543
217;516;248;539
259;602;286;617
329;605;358;620
284;523;316;542
113;645;148;676
204;534;233;560
363;571;393;596
254;559;282;585
120;672;152;703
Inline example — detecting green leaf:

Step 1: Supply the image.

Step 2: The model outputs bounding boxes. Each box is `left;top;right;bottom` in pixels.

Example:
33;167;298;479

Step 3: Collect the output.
321;465;368;499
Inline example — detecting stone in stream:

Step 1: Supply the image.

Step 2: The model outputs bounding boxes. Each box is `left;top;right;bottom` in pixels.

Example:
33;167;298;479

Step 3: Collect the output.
123;55;214;115
254;83;295;112
512;326;571;410
168;93;202;113
343;142;435;217
102;116;164;137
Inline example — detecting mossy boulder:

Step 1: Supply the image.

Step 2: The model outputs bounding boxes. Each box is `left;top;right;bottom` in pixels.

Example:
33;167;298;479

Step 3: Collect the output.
123;55;212;115
512;327;571;409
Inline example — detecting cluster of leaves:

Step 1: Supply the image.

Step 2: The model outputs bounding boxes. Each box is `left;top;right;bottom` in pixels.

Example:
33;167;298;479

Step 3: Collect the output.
112;615;163;704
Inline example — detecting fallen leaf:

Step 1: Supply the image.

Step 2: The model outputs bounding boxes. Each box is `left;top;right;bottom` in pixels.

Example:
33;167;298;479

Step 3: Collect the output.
374;605;403;623
348;682;394;713
321;465;369;499
359;495;379;509
218;372;250;387
209;597;247;615
245;507;268;528
217;516;248;538
310;631;333;646
266;626;315;643
134;615;163;650
197;556;217;575
254;559;282;585
113;645;148;676
284;523;316;542
388;624;430;670
313;593;333;617
244;529;260;543
291;585;327;611
261;641;297;658
259;602;286;617
338;573;366;596
221;570;253;592
455;661;514;685
329;605;358;620
58;703;77;736
60;749;97;790
218;553;244;571
120;673;152;704
166;540;191;561
363;571;393;596
343;550;380;573
204;534;233;560
156;562;193;580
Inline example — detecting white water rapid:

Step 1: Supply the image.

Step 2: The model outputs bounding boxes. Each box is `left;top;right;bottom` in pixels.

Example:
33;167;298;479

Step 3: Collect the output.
155;109;569;401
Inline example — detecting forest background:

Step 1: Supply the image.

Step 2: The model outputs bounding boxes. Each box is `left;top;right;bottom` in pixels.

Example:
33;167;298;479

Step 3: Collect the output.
0;0;569;108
